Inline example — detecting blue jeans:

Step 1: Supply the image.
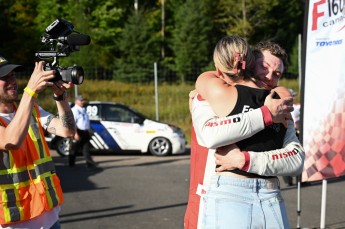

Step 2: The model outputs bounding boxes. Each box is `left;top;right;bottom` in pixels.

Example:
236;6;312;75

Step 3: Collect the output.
202;176;289;229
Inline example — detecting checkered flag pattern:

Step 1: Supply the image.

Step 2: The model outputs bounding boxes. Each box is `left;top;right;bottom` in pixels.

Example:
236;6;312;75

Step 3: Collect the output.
302;92;345;182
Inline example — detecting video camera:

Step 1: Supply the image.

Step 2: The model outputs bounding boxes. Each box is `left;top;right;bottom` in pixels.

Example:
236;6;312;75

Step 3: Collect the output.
35;19;91;85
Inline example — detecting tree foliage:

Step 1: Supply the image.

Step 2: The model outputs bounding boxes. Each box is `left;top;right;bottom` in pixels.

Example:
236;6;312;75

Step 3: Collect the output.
115;9;160;82
216;0;279;40
288;36;300;76
89;0;128;67
266;0;305;55
0;0;39;65
171;0;215;82
1;0;304;81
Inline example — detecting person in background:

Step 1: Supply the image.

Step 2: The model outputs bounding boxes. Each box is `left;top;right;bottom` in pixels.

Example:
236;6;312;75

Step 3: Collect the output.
0;56;75;228
289;88;300;134
69;95;97;168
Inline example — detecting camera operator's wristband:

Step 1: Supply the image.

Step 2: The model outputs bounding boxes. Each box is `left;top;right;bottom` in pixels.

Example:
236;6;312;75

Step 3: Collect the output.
24;87;38;99
53;91;66;101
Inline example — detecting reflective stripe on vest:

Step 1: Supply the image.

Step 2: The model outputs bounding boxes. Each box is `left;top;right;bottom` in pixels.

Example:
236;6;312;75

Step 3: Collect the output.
0;104;63;224
0;160;55;185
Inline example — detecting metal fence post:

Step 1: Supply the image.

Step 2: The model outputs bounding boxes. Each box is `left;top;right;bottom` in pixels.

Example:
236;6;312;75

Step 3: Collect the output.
154;62;159;121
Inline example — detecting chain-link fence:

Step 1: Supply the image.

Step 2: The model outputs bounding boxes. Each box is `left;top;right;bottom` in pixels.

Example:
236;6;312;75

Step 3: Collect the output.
17;64;298;84
17;64;208;84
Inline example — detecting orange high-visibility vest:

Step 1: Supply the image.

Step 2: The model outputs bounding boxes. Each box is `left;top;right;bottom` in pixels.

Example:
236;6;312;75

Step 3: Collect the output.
0;104;63;225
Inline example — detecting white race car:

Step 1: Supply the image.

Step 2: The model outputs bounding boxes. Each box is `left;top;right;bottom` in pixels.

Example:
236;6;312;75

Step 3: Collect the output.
46;101;187;157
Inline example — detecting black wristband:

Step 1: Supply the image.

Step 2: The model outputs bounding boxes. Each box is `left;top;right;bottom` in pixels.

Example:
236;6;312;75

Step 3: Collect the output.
53;91;66;101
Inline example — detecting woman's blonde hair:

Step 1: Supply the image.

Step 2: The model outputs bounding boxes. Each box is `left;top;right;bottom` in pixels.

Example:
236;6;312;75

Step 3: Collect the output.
213;35;256;81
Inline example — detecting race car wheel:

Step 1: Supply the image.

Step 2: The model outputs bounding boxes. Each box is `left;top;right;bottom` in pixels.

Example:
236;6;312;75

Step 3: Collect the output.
55;137;72;157
148;137;171;156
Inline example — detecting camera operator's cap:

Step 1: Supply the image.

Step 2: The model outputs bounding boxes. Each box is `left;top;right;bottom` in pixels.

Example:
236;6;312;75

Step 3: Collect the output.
0;56;24;78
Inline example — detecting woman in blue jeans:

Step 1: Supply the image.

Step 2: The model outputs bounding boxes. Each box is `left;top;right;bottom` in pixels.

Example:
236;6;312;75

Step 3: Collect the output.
191;36;305;228
203;176;287;228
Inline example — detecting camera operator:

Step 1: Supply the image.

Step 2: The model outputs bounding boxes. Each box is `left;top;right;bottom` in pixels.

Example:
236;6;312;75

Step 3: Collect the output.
0;56;75;228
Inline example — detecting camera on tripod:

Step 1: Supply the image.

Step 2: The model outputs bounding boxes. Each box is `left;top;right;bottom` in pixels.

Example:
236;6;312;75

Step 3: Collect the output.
35;19;91;85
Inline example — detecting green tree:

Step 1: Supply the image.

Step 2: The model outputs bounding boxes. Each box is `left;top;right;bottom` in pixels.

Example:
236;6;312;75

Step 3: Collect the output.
0;0;39;65
265;0;304;56
215;0;303;57
115;9;160;82
87;0;157;68
171;0;215;83
215;0;279;42
287;36;300;77
60;0;95;67
0;0;304;77
34;0;69;32
89;0;129;67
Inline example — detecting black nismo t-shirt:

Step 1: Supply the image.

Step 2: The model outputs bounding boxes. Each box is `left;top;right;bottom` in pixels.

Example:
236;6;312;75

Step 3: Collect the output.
230;84;287;152
217;84;287;177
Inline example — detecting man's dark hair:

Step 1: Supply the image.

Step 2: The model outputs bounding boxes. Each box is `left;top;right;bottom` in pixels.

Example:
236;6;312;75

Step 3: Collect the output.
253;41;288;71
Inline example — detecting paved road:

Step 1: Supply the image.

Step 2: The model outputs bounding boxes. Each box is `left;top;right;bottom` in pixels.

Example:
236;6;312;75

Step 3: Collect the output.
51;150;345;229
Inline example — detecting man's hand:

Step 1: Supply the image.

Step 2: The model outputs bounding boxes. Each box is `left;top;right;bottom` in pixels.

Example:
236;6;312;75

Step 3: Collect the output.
215;144;244;172
26;61;56;94
52;80;73;97
264;91;294;127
